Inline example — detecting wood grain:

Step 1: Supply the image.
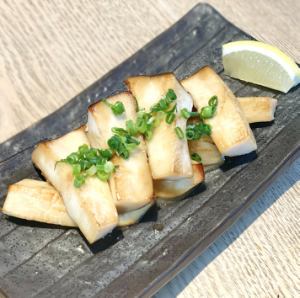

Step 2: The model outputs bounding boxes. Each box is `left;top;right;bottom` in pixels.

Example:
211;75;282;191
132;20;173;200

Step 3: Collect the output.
0;1;299;297
0;0;299;143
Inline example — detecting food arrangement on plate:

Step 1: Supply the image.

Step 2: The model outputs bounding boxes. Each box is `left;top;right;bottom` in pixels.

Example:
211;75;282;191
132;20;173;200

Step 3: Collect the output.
1;41;299;244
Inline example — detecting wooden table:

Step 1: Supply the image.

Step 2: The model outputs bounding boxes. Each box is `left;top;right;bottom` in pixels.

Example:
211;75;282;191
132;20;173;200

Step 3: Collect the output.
0;1;299;296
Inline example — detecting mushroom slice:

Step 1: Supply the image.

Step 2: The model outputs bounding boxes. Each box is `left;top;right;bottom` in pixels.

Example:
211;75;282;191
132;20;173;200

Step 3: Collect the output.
32;128;118;244
189;136;223;167
188;96;277;167
87;92;154;213
181;66;257;157
2;178;152;228
2;179;76;227
118;203;153;227
238;96;277;123
126;73;193;180
166;94;277;198
154;164;204;200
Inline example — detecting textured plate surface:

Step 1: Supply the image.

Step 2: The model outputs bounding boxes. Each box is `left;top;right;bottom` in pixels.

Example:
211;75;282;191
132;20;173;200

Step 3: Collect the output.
0;4;299;298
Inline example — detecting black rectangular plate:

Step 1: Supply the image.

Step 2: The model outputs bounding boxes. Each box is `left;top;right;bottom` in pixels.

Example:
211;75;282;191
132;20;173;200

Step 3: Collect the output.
0;4;299;298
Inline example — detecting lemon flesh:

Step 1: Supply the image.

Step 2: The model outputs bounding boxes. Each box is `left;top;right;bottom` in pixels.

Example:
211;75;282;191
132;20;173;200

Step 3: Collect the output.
223;41;300;93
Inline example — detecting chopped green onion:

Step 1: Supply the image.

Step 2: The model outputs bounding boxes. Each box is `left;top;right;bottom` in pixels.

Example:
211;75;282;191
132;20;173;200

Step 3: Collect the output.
107;135;121;151
200;123;212;135
154;111;164;127
79;159;91;171
144;130;153;140
175;126;184;139
166;113;175;124
186;123;211;140
111;101;125;115
107;135;129;159
86;165;97;176
60;144;116;187
136;111;149;133
98;149;113;160
74;175;86;188
191;153;202;163
189;111;200;117
138;90;178;137
111;127;127;136
126;120;137;136
166;103;177;114
150;89;177;112
200;106;214;119
104;161;115;174
180;108;190;119
96;171;110;181
79;144;89;155
136;120;147;134
180;108;199;119
107;134;140;159
147;116;155;126
151;99;168;112
200;95;218;119
135;110;156;138
150;103;160;112
208;95;218;107
186;127;196;140
66;152;78;164
104;99;125;115
159;99;168;110
165;89;177;102
124;143;137;152
119;148;129;159
125;135;140;145
72;164;81;175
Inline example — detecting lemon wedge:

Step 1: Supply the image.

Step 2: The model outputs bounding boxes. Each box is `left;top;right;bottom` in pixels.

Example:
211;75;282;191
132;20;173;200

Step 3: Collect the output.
222;40;300;93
